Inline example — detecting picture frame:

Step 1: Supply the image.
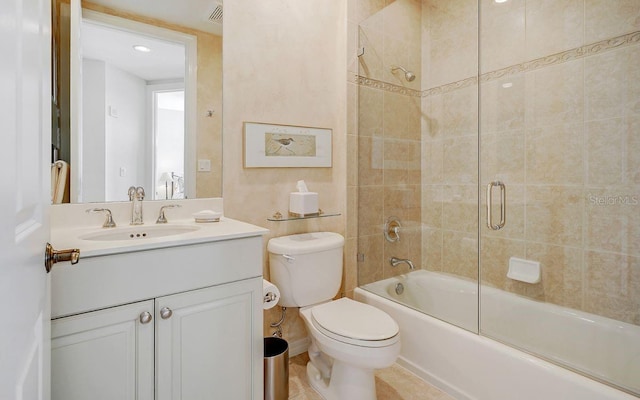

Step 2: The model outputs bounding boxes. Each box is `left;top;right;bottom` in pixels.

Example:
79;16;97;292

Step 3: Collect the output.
243;122;332;168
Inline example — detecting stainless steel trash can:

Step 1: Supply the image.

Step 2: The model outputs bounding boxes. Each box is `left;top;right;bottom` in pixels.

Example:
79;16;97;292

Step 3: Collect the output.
264;337;289;400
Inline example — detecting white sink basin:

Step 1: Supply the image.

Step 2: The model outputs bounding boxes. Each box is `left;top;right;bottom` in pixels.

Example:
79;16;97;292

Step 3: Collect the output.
80;225;201;242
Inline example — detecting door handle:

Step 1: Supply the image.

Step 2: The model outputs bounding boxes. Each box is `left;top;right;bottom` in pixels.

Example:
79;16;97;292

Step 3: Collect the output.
44;243;80;273
486;181;506;230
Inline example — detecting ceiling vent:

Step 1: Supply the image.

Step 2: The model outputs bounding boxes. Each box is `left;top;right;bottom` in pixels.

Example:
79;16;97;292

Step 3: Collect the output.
207;3;223;24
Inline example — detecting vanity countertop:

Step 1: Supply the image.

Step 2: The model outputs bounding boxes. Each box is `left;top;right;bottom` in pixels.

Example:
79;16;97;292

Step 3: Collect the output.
51;217;269;258
50;199;268;258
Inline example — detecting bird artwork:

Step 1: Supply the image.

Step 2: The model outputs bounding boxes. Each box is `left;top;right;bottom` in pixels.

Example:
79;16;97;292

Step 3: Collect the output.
272;137;296;154
264;132;317;157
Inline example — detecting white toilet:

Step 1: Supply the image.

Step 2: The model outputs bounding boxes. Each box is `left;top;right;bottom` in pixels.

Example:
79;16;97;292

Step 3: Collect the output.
268;232;400;400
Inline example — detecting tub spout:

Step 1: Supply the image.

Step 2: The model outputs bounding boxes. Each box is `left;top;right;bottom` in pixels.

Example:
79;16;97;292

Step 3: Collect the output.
390;257;415;270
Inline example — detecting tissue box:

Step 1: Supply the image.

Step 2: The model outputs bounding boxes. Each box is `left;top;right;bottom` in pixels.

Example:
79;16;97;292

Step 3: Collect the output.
289;192;319;216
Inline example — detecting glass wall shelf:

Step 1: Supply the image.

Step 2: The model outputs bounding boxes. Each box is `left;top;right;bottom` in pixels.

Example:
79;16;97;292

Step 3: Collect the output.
267;210;341;222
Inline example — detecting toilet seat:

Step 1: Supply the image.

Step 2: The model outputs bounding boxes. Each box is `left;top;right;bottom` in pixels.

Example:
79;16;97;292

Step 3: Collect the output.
310;298;399;348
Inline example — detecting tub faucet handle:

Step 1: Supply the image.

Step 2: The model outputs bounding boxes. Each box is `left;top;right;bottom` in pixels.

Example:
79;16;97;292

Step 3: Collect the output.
384;217;402;242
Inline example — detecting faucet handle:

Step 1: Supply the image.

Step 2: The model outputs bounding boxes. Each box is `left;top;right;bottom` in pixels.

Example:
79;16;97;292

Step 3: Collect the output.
156;204;181;224
86;208;116;228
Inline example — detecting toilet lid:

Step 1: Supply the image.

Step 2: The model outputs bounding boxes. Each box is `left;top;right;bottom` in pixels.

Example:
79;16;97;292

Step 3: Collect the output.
311;298;399;342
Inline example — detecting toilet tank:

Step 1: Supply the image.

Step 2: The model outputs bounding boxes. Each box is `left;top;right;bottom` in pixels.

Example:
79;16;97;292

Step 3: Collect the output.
268;232;344;307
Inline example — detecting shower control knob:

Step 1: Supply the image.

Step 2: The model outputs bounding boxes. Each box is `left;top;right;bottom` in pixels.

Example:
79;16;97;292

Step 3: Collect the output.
139;311;152;324
384;217;402;242
160;307;173;320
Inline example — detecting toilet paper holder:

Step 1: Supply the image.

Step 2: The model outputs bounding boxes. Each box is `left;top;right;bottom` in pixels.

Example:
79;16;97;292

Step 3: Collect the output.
264;292;278;303
262;279;280;310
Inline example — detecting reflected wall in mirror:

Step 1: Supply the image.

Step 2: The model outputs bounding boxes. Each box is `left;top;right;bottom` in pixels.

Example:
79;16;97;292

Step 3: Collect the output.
81;13;191;202
52;0;222;204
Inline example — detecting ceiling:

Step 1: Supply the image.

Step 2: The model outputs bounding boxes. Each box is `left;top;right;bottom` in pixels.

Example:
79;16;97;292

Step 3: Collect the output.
87;0;223;36
82;20;185;82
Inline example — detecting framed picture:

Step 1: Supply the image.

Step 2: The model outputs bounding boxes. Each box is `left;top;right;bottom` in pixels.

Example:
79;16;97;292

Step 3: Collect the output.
243;122;332;168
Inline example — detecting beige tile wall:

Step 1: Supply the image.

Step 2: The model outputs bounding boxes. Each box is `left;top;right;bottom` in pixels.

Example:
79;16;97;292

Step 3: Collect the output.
472;0;640;325
421;0;479;284
352;0;640;328
223;0;348;342
353;0;423;285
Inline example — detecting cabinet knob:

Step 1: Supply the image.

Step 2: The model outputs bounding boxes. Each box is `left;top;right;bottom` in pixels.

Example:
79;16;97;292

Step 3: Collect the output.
160;307;173;319
139;311;153;324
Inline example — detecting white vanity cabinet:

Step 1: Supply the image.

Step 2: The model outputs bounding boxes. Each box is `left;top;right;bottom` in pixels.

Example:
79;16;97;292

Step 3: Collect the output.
155;278;258;400
51;300;155;400
50;231;266;400
52;278;260;400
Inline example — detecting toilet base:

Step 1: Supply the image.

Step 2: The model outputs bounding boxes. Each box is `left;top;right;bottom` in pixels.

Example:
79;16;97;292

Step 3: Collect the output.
306;359;377;400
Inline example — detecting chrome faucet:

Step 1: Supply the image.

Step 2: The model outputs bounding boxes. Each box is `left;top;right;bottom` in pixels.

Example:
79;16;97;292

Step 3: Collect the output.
86;208;116;228
156;204;181;223
390;257;415;270
128;186;145;225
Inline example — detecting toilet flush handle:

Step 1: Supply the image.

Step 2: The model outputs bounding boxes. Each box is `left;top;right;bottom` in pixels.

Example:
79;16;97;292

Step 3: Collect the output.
282;254;295;262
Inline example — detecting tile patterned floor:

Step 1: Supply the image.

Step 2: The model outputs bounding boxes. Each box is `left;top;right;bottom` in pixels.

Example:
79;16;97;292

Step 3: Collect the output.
288;353;454;400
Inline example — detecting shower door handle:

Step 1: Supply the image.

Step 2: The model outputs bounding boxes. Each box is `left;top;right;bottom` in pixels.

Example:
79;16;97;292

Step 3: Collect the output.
486;181;506;230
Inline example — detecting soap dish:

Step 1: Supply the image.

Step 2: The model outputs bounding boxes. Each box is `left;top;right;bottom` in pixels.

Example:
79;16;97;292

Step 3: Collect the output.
193;210;222;223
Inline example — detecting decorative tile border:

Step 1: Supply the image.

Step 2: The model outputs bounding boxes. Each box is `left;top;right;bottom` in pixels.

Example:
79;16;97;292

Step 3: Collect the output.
423;76;478;97
355;30;640;97
477;30;640;88
352;74;422;97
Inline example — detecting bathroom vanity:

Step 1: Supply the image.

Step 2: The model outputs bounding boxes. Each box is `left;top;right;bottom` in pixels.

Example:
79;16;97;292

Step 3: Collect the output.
49;200;268;400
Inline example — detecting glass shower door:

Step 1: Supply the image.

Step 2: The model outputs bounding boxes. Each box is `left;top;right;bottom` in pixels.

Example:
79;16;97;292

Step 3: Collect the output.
478;0;640;395
355;0;480;334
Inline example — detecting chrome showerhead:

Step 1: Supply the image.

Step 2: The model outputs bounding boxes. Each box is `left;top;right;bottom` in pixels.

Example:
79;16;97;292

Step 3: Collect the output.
391;65;416;82
404;70;416;82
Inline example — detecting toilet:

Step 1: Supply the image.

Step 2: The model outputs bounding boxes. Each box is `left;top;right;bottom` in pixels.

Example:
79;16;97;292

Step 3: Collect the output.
268;232;400;400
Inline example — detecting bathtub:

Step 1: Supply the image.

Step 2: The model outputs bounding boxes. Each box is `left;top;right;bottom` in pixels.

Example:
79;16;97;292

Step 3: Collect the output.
356;270;640;400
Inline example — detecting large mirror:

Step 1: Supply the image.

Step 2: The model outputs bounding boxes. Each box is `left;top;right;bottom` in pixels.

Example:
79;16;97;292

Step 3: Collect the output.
52;0;223;203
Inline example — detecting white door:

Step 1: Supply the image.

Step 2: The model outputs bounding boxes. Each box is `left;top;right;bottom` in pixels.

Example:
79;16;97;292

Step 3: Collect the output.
155;279;262;400
0;0;52;399
51;301;155;400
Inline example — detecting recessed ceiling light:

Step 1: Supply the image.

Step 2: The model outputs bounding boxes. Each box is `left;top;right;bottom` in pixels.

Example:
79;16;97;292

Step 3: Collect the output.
502;82;513;88
495;0;508;3
133;45;151;53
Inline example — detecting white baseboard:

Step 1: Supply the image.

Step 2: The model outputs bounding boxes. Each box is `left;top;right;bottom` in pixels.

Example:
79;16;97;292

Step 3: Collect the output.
287;337;310;357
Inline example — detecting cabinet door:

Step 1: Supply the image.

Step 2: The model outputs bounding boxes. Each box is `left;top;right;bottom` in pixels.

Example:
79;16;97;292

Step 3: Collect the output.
156;277;262;400
51;300;154;400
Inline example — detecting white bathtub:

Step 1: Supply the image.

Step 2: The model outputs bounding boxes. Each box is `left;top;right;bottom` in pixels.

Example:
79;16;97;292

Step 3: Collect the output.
356;270;640;400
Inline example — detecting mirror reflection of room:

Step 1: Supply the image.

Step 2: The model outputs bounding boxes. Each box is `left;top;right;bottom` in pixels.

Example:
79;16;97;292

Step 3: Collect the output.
51;0;223;204
82;20;186;202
